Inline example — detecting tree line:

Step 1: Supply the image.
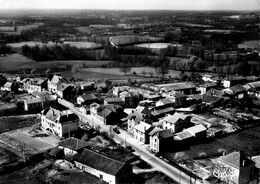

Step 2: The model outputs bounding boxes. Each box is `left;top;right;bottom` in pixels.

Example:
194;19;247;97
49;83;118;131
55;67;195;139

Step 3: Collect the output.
21;44;107;61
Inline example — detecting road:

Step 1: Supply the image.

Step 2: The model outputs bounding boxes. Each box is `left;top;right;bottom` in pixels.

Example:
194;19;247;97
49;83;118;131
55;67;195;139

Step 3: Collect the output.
58;99;202;184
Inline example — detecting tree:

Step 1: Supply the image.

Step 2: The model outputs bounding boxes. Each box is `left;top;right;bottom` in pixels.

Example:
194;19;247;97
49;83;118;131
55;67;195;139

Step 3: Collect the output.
157;63;169;78
179;71;188;81
151;60;161;72
119;64;131;76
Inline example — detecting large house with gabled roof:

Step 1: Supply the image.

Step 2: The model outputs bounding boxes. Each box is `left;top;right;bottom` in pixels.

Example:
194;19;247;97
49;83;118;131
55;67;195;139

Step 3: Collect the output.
41;107;79;137
73;148;133;184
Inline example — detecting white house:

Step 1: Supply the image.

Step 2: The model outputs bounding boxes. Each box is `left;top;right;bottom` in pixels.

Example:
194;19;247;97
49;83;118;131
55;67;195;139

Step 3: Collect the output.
134;121;152;144
41;107;79;137
161;112;191;133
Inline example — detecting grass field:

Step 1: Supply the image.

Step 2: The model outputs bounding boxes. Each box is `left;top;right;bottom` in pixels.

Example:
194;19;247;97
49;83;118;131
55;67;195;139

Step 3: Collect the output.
0;54;110;72
82;67;191;78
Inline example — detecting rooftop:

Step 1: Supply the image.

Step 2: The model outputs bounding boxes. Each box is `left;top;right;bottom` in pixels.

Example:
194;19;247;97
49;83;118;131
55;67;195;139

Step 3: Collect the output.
73;148;127;176
185;124;207;135
156;82;196;92
59;137;90;151
134;121;152;133
218;151;253;169
163;112;189;124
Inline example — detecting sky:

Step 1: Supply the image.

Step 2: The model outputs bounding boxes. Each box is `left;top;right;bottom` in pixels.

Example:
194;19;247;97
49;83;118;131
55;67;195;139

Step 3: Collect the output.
0;0;259;10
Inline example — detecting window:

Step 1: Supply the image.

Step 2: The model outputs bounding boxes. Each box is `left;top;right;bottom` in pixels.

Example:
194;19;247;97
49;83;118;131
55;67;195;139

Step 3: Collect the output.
99;174;103;179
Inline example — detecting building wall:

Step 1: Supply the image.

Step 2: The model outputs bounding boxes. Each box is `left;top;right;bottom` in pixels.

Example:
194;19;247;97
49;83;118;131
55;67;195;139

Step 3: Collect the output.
58;146;77;156
61;121;79;137
150;135;160;153
127;119;136;134
75;161;116;184
134;129;145;143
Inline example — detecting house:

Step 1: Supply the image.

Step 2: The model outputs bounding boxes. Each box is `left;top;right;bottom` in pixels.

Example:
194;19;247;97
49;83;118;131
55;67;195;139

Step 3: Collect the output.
119;91;140;108
150;107;175;120
1;81;17;92
213;151;259;184
223;76;247;88
162;91;187;107
205;88;224;97
155;98;174;109
112;86;130;97
48;75;62;93
243;81;260;99
57;83;74;99
41;107;79;137
149;128;173;153
156;82;197;95
75;81;95;91
58;137;90;156
202;94;223;107
202;74;221;83
73;149;133;184
134;121;153;144
174;130;194;147
0;103;17;116
161;112;191;133
77;94;98;105
104;98;124;106
28;78;48;93
127;110;144;134
96;105;125;125
223;85;247;99
17;94;57;112
198;82;217;94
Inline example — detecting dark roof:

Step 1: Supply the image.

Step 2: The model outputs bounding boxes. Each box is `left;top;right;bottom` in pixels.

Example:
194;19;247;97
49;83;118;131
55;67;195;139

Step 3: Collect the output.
206;88;224;97
44;108;79;124
80;94;97;101
158;129;174;139
57;83;72;92
59;137;90;151
151;107;174;117
127;111;143;122
105;97;124;103
202;94;222;104
74;149;126;175
229;85;246;94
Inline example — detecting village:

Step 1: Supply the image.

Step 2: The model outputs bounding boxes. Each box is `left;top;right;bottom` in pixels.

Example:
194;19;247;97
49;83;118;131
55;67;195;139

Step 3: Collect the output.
0;70;260;184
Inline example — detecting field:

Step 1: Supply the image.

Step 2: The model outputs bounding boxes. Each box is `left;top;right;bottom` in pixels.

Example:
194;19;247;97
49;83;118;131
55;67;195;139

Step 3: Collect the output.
7;41;101;49
82;67;191;78
0;54;110;72
134;42;182;49
0;127;60;156
238;40;260;50
4;24;39;35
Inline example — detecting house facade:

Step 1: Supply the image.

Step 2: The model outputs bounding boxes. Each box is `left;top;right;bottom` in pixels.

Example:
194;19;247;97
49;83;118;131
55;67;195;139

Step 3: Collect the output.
134;121;152;144
149;128;173;153
48;75;62;94
161;112;191;133
41;107;79;137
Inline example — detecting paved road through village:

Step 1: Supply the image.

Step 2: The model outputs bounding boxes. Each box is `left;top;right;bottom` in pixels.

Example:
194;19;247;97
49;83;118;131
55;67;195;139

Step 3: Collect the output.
58;99;202;184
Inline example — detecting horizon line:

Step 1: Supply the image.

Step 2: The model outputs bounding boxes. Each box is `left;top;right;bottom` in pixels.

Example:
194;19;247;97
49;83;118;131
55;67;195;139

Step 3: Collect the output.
0;8;259;12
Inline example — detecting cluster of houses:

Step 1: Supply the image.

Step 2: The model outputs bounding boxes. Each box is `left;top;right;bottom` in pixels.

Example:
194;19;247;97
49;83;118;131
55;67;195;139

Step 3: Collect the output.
1;72;260;184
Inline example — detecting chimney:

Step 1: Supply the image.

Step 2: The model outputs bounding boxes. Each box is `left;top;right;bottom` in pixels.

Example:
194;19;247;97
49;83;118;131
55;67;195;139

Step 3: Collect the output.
222;151;226;156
